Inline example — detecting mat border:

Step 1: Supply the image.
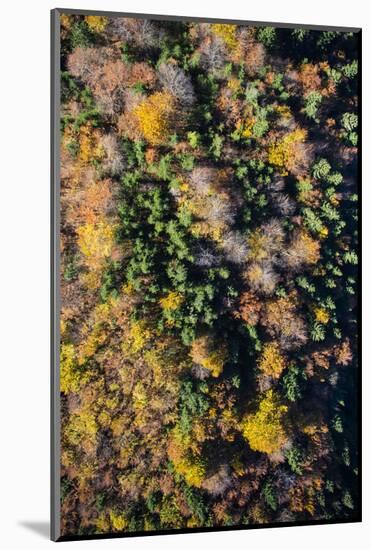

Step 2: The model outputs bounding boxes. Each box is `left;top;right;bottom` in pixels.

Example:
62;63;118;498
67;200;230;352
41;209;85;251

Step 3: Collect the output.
51;8;362;542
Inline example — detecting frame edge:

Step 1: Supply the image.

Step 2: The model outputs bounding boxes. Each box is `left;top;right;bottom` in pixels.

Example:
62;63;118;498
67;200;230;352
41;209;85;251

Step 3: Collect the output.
51;7;61;543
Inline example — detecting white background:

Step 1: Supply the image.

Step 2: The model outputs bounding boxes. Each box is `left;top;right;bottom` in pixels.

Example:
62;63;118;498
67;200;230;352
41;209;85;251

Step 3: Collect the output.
0;0;368;547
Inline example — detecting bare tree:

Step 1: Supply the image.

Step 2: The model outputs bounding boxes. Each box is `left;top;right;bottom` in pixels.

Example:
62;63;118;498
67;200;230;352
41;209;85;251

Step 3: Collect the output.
261;218;285;252
221;231;249;264
206;195;235;227
202;465;233;496
100;133;124;176
67;47;112;87
158;63;195;106
194;244;220;268
270;192;296;216
107;17;163;48
233;29;266;76
245;262;279;295
189;167;215;196
262;295;308;350
199;36;226;74
266;177;286;193
191;363;211;380
283;230;320;271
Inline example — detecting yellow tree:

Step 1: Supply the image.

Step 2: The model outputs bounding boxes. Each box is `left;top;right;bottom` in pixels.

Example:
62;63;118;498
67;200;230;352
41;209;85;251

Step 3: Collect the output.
190;334;227;377
268;128;311;176
85;15;108;33
167;428;206;488
259;341;286;379
133;91;177;145
241;390;289;454
211;24;238;49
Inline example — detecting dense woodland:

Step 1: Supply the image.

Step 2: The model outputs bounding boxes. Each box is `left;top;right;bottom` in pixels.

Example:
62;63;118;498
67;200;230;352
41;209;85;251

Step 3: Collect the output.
59;13;360;537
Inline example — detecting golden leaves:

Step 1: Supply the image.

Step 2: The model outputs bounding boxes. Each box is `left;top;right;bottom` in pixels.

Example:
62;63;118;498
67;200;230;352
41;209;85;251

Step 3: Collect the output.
240;390;289;454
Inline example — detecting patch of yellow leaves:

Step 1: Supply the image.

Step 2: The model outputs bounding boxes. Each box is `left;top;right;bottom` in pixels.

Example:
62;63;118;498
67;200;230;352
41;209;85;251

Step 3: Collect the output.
241;390;288;454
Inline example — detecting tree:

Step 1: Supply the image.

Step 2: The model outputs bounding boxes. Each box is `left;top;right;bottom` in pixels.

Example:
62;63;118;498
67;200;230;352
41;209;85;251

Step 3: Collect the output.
220;231;249;264
232;29;265;76
258;342;286;379
108;510;128;532
334;339;353;366
85;15;108;33
107;17;162;49
268;128;312;177
67;46;111;88
262;294;308;350
312;158;331;180
190;334;227;377
284;231;320;271
91;60;128;115
100;134;124;176
299;63;321;93
211;24;238;50
256;26;277;48
158;63;195;106
199;36;226;74
233;290;261;326
202;465;232;496
167;427;207;488
60;342;90;394
77;220;115;266
341;113;358;146
304;91;322;121
159;291;184;311
132;92;177;145
245;262;279;295
241;390;289;454
76;219;116;288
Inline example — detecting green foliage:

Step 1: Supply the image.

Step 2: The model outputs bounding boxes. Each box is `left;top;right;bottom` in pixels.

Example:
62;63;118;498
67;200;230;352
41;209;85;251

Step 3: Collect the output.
70;20;94;49
302;207;325;234
304;91;322;121
183;485;209;523
342;491;354;510
342;60;358;79
292;29;309;42
341;113;358;133
262;481;278;511
63;253;78;281
178;380;209;438
282;365;306;402
343;250;358;265
317;31;339;48
256;26;277;47
285;446;304;475
310;321;326;342
332;414;343;433
187;131;201;148
209;133;224;159
341;113;358;146
312;158;331;180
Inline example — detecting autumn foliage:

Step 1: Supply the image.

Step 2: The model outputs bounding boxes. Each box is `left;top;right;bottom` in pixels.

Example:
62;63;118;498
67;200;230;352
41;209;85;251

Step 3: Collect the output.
58;12;359;537
241;390;289;454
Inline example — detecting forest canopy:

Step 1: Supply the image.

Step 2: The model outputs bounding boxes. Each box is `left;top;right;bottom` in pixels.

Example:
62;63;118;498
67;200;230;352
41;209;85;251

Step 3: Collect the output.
58;13;360;537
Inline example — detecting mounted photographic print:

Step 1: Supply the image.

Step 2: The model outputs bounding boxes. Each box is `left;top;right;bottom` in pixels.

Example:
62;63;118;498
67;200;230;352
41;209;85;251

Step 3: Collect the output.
51;8;361;541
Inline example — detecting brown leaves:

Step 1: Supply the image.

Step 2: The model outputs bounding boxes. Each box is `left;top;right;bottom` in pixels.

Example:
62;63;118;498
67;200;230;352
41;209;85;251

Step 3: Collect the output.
284;230;321;271
233;291;261;325
261;293;308;350
299;63;322;93
68;46;156;116
334;338;353;366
